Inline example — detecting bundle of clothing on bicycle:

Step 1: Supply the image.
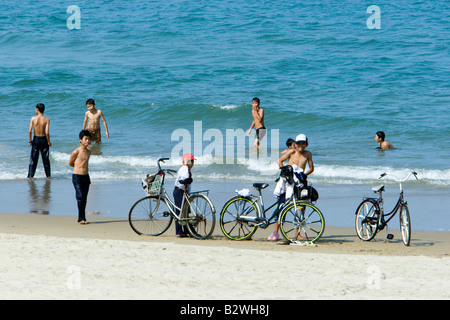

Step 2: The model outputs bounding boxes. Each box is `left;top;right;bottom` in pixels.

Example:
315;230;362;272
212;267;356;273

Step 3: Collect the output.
274;165;318;201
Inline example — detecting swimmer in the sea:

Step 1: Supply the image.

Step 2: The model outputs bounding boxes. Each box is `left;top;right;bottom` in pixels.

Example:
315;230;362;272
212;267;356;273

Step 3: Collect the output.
375;131;394;149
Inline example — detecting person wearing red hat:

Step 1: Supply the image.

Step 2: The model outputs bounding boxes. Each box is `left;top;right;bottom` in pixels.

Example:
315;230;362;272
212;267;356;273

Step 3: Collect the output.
173;153;195;237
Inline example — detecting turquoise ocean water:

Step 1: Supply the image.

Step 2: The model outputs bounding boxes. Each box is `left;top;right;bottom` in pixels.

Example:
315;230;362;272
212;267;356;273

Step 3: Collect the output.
0;0;449;190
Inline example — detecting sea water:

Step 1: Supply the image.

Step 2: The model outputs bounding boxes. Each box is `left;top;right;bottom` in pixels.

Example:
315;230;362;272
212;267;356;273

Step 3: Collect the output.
0;1;449;215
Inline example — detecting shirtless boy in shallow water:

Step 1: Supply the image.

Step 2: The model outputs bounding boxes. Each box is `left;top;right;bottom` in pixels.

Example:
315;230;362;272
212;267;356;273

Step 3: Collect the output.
82;98;109;144
27;103;51;178
247;97;265;149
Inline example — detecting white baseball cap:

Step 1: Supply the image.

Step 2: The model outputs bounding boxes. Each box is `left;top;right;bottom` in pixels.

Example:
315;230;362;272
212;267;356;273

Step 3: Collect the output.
295;134;308;143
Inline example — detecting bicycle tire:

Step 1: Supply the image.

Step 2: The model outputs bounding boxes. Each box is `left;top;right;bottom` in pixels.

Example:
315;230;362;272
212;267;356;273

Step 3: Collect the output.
128;196;173;236
279;202;325;243
220;196;261;240
355;199;379;241
400;205;411;246
184;193;216;240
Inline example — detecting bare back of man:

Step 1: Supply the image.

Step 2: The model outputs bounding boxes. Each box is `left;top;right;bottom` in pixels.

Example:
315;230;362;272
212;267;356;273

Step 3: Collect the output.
29;115;50;141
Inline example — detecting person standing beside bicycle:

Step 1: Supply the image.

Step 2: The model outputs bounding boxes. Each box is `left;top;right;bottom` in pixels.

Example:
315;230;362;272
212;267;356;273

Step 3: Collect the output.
269;134;315;241
173;153;195;237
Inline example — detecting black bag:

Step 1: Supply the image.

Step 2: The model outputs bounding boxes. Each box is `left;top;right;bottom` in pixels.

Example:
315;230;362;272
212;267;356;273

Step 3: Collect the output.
308;186;319;201
296;186;319;201
279;165;294;184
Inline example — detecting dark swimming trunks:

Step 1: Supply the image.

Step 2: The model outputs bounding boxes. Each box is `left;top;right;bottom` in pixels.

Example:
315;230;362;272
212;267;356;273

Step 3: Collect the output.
255;126;266;141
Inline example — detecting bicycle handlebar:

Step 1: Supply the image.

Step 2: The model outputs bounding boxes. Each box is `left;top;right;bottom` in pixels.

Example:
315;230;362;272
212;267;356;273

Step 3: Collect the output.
156;158;177;176
378;171;419;182
157;158;169;172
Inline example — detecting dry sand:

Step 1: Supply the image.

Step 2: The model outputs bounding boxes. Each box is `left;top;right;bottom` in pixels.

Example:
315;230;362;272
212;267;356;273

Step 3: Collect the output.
0;212;449;300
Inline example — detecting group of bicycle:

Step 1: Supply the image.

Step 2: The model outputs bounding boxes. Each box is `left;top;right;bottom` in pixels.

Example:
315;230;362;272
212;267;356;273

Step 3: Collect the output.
128;158;418;247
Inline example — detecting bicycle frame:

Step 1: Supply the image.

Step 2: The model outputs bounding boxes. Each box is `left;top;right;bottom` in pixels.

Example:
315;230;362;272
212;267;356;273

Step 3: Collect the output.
365;172;417;228
240;188;295;228
152;158;211;223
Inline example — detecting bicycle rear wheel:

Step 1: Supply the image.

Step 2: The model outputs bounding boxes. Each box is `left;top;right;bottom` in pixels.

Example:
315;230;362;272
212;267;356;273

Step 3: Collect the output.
355;200;379;241
184;194;216;239
129;196;173;236
220;196;260;240
400;205;411;246
280;202;325;243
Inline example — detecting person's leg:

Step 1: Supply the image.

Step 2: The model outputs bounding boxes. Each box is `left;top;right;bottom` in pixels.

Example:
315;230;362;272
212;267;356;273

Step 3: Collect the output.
73;174;90;223
173;187;187;236
27;139;39;178
40;142;51;178
268;193;285;241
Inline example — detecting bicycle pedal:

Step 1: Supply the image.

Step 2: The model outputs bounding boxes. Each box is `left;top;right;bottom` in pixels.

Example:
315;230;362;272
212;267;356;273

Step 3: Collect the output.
386;234;394;240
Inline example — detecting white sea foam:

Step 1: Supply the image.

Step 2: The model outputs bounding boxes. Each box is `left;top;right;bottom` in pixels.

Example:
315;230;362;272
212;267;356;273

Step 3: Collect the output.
3;151;450;187
211;104;240;110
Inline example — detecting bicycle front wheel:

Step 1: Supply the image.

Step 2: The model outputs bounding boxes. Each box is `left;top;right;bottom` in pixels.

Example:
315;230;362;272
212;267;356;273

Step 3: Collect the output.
128;196;173;236
355;200;379;241
220;196;260;240
280;202;325;243
184;194;216;240
400;205;411;246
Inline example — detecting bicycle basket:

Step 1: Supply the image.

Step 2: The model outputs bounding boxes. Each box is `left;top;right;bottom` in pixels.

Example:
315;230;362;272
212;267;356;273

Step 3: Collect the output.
142;173;163;195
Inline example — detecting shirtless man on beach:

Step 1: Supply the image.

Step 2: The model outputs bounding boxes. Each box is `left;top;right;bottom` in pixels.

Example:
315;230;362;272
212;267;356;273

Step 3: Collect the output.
269;134;314;241
82;98;109;144
277;134;314;176
247;97;265;149
27;103;51;178
69;130;92;224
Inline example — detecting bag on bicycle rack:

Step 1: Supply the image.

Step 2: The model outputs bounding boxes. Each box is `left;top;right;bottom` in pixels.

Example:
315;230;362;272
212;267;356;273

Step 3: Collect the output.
295;186;319;202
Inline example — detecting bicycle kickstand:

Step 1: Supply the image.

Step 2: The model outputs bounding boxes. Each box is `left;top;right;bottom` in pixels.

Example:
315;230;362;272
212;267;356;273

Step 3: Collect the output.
385;225;394;240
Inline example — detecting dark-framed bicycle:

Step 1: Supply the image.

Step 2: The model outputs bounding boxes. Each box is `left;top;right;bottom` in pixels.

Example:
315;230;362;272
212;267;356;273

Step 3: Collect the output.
355;171;418;246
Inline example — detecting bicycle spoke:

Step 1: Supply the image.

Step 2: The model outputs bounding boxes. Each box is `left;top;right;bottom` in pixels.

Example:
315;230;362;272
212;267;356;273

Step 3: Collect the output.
280;203;325;243
129;196;173;236
185;194;215;239
355;200;378;241
220;197;259;240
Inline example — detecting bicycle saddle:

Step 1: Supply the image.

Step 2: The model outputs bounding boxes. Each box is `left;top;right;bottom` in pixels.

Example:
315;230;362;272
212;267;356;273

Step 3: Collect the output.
253;183;269;190
372;185;385;193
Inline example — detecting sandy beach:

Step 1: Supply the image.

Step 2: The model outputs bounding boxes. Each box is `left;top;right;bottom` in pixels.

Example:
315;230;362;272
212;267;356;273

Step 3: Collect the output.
1;211;449;300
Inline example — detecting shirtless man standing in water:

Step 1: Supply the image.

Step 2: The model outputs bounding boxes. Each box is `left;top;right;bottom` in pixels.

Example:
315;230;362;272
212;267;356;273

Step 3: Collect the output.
82;98;109;144
27;103;51;178
247;97;265;149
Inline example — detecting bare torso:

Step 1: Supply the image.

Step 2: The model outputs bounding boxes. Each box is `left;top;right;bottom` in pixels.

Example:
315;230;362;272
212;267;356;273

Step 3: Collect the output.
69;147;91;175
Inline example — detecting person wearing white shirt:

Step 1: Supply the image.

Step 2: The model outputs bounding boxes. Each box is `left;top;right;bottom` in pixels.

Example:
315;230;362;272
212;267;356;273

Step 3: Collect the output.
173;153;195;237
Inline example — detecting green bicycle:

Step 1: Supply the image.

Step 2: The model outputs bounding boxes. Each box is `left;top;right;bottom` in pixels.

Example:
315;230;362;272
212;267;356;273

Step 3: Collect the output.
220;183;325;243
